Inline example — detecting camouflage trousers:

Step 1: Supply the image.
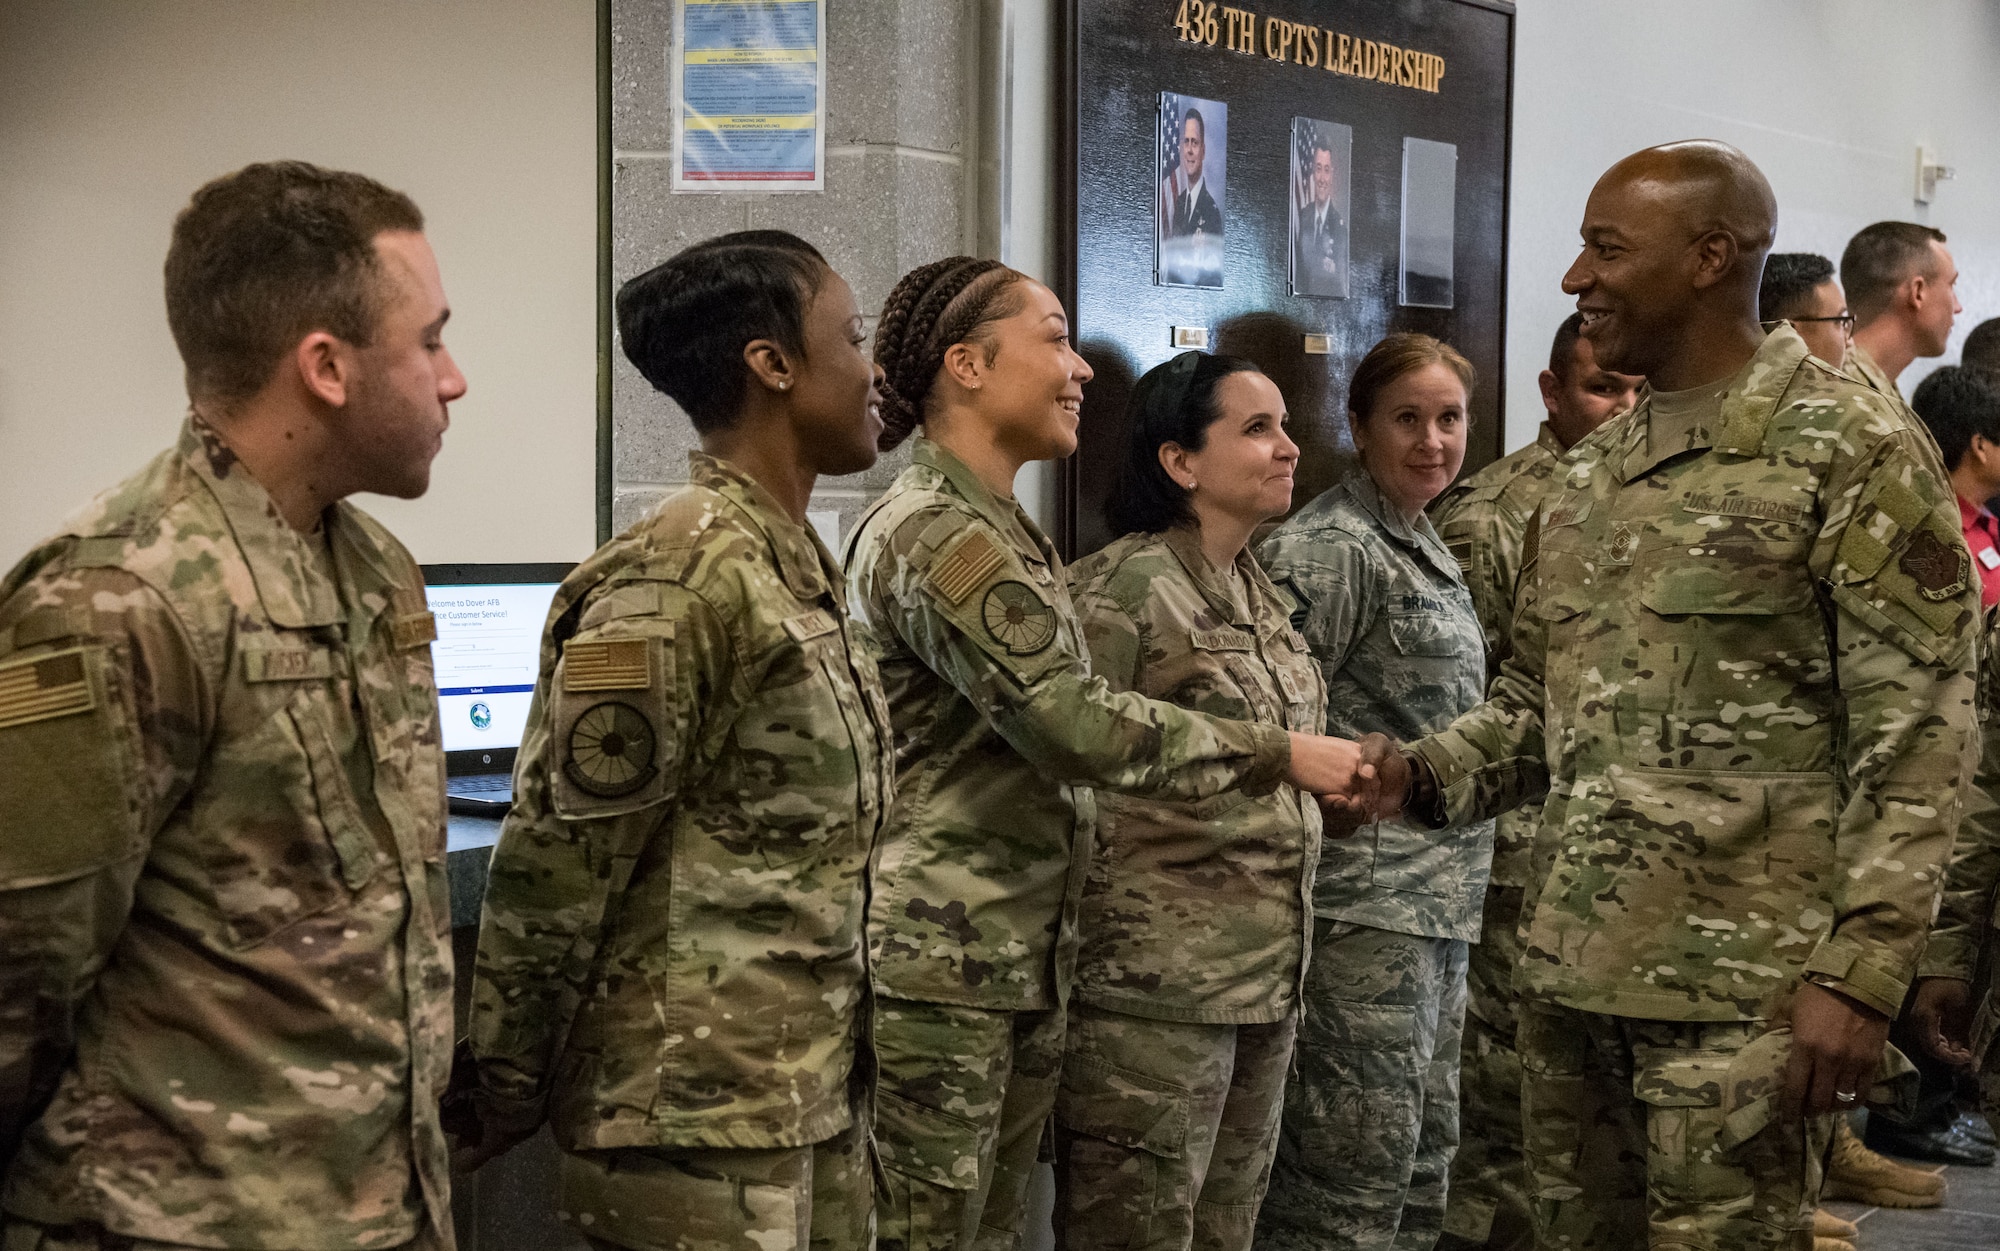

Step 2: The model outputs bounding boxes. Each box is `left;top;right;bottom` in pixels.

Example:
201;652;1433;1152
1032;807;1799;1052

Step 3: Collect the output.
559;1117;872;1251
0;1223;442;1251
871;998;1064;1251
1438;884;1532;1251
1052;1002;1296;1251
1518;1001;1832;1251
1253;920;1468;1251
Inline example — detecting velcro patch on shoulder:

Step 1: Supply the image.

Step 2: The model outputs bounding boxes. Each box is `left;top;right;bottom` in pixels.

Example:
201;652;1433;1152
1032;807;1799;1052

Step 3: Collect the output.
9;607;91;651
1446;538;1474;572
929;530;1007;605
783;608;839;642
1189;626;1256;652
563;638;652;691
243;644;336;683
391;611;438;651
0;648;94;730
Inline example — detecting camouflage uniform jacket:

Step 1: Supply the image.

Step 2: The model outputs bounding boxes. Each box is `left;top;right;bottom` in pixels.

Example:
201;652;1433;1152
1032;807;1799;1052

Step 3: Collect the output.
1433;421;1567;891
468;452;892;1152
1919;602;2000;983
1844;341;1907;406
1066;526;1327;1024
843;438;1292;1011
1260;472;1494;943
0;417;454;1249
1412;326;1980;1022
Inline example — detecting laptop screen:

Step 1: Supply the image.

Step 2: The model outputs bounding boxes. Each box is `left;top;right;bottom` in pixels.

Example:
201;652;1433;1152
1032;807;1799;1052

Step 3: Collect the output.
421;563;574;773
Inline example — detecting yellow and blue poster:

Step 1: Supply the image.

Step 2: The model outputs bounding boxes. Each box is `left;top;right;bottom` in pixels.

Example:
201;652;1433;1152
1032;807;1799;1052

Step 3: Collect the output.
673;0;824;192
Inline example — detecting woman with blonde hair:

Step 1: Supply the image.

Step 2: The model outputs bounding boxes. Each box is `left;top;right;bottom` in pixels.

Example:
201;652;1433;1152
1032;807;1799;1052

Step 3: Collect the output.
1253;332;1492;1251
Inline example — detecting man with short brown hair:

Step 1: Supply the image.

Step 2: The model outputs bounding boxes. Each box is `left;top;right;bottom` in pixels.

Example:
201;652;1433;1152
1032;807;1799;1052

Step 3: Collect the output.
0;161;465;1250
1842;221;1963;400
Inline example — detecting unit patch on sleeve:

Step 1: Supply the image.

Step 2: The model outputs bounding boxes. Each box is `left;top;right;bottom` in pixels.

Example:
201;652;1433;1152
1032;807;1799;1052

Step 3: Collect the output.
980;580;1058;655
564;700;659;797
1900;529;1971;602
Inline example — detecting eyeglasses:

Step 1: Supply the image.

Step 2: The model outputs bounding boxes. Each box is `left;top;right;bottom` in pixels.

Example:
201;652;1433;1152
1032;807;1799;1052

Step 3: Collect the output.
1792;314;1857;334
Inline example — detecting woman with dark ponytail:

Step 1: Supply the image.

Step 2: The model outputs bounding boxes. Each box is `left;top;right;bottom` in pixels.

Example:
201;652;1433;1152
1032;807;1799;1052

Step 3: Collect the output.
843;261;1366;1250
1057;352;1328;1250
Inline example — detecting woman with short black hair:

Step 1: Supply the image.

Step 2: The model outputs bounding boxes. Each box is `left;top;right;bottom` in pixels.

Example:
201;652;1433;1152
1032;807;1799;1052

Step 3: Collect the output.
460;230;893;1251
1058;351;1327;1251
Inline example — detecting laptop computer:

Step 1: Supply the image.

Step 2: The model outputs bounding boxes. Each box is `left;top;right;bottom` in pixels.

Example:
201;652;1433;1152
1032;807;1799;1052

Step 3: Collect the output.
422;563;574;816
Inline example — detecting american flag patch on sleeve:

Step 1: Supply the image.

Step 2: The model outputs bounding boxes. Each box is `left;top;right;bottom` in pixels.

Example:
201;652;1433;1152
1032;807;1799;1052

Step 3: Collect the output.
0;648;94;731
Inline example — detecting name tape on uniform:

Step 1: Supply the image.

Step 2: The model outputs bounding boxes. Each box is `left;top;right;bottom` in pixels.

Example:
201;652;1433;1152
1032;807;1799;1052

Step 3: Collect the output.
392;611;439;650
0;648;93;730
243;645;336;683
564;638;652;691
782;609;839;642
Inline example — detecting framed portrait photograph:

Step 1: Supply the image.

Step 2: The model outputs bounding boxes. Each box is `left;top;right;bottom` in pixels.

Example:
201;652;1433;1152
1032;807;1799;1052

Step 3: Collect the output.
1399;137;1458;308
1156;91;1227;289
1288;117;1353;299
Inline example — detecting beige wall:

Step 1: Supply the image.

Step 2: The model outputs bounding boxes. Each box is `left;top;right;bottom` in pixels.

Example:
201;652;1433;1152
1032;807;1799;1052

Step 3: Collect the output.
0;0;598;565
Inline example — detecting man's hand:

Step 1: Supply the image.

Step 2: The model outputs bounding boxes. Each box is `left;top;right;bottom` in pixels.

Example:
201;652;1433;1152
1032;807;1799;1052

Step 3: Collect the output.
1781;981;1891;1121
1285;732;1373;798
1910;976;1977;1069
1355;733;1409;820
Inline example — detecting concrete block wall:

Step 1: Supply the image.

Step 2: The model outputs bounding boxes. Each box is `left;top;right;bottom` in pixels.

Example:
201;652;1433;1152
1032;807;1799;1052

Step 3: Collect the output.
610;0;974;548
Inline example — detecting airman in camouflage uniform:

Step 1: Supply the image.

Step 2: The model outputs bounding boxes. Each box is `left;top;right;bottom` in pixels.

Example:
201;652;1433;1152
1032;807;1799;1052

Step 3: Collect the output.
845;437;1299;1250
1400;318;1977;1248
1254;470;1492;1251
1913;602;2000;1128
464;450;892;1251
1429;428;1560;1251
1;161;461;1251
1056;524;1327;1251
1431;319;1640;1251
0;417;457;1250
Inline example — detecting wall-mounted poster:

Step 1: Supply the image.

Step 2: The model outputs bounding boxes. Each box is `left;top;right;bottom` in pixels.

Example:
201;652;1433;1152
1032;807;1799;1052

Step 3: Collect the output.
1156;92;1227;288
1288;118;1352;299
671;0;826;192
1400;137;1457;307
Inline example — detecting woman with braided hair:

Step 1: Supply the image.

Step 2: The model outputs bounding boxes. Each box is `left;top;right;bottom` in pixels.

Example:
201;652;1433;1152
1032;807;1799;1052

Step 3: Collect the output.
842;258;1367;1251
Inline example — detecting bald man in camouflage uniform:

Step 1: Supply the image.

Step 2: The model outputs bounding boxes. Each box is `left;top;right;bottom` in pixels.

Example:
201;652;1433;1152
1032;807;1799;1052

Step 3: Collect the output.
1363;143;1978;1249
0;163;462;1250
1431;317;1638;1251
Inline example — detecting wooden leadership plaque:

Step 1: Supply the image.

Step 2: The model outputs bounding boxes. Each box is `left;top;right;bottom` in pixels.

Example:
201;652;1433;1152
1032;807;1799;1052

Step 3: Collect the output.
1057;0;1516;558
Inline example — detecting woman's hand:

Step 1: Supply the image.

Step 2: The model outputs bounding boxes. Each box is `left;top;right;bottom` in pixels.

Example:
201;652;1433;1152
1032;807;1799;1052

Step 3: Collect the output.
1284;732;1373;799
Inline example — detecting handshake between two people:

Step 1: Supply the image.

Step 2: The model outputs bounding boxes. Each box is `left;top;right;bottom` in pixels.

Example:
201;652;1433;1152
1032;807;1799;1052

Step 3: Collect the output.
1283;731;1413;838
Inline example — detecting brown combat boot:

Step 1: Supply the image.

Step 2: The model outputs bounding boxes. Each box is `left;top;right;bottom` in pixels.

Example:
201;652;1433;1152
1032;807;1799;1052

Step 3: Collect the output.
1813;1208;1858;1240
1822;1115;1947;1208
